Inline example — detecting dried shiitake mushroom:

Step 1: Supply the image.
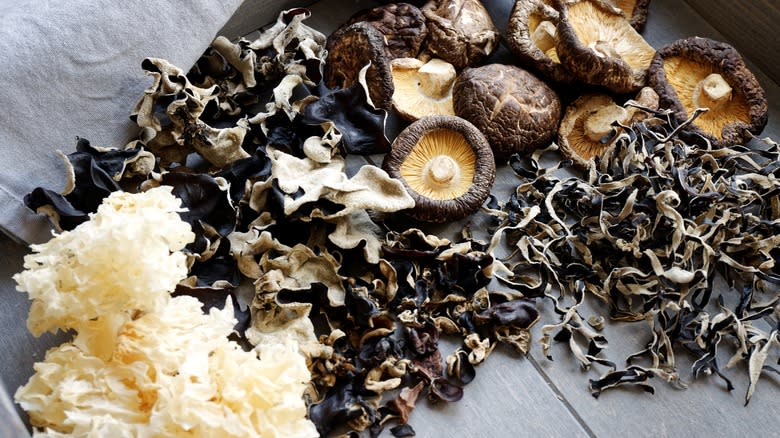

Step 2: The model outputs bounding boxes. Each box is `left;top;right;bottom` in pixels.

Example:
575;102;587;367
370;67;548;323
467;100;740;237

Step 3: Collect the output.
505;0;571;84
558;87;659;168
612;0;651;32
391;57;457;120
334;2;428;59
647;36;768;146
554;0;655;93
421;0;499;69
453;64;562;163
382;115;495;222
325;22;394;109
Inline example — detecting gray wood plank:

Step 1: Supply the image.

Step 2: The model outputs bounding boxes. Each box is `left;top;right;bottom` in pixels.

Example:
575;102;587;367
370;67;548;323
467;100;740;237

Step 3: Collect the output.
684;0;780;84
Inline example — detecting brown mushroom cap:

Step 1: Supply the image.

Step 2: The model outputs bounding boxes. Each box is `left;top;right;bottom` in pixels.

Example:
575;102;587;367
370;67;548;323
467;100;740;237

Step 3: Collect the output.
453;64;562;164
382;115;496;222
558;87;659;168
505;0;572;84
647;36;768;147
421;0;499;69
324;22;394;109
391;57;457;121
335;3;428;59
613;0;652;32
554;0;655;93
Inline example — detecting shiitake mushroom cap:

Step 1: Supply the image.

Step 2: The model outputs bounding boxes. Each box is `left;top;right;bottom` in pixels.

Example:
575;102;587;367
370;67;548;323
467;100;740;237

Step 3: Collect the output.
382;115;495;222
553;0;655;94
331;2;428;59
453;64;562;164
505;0;572;84
324;22;394;109
647;36;768;147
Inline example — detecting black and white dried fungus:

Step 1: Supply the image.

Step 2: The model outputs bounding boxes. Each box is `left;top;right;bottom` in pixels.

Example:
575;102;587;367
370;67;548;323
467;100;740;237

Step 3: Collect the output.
19;3;780;437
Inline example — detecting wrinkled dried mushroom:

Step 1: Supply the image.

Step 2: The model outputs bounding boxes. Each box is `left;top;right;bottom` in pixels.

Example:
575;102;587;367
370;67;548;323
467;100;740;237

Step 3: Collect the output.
325;22;394;109
422;0;499;69
391;57;457;120
335;2;428;59
454;63;562;163
554;0;655;93
382;115;495;222
505;0;571;84
647;36;768;146
558;87;659;168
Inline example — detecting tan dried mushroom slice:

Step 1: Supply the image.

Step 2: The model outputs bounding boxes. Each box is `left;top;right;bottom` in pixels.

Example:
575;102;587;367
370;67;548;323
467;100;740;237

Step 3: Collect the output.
453;64;562;164
382;116;495;222
324;22;394;109
558;87;659;168
391;57;457;121
505;0;571;84
648;36;768;147
554;0;655;93
422;0;499;69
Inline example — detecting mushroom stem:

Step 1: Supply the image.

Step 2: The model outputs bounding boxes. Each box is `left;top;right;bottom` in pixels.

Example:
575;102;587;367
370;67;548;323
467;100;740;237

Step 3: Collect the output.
589;40;620;60
417;59;457;99
692;73;732;110
584;103;630;142
423;155;460;187
532;20;557;53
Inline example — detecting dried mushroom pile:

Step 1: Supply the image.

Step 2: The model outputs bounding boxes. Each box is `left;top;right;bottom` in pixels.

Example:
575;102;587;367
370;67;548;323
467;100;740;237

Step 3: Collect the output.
17;1;780;437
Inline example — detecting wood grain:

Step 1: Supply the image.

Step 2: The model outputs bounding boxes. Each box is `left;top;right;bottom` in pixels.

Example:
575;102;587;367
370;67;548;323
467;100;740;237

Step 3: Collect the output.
684;0;780;84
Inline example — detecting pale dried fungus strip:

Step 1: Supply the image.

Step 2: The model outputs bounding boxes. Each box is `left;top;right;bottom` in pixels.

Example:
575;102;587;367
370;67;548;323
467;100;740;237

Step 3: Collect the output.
491;108;780;402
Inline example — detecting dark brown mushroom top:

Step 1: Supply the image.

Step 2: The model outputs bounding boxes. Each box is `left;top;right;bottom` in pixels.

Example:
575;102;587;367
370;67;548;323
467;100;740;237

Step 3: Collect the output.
324;22;394;109
453;64;562;164
382;115;495;222
334;3;428;59
505;0;572;84
554;0;655;93
421;0;499;69
558;87;659;168
647;36;768;147
613;0;652;32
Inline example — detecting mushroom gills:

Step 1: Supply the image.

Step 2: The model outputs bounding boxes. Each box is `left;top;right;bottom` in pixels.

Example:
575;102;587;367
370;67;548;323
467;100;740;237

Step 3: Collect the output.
391;58;457;120
567;1;654;69
399;129;476;200
662;56;751;139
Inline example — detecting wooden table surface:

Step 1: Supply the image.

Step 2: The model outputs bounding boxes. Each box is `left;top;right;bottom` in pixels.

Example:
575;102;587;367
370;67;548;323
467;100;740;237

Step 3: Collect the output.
3;0;779;436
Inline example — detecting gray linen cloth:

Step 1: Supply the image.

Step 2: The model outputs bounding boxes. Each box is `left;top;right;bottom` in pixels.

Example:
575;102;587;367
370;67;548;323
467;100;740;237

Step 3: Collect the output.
0;0;247;244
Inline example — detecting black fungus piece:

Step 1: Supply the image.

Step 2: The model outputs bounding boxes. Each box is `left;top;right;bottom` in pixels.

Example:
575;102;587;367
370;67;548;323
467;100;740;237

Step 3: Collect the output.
25;139;126;231
391;424;417;437
301;81;391;154
308;381;375;437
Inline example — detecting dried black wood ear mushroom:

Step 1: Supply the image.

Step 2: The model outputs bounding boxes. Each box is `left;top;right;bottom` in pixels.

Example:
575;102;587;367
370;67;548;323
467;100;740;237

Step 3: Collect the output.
453;63;562;163
558;87;659;168
612;0;652;32
421;0;499;69
335;2;428;59
553;0;655;93
505;0;571;84
382;115;495;222
325;22;394;109
647;36;768;146
391;57;457;120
